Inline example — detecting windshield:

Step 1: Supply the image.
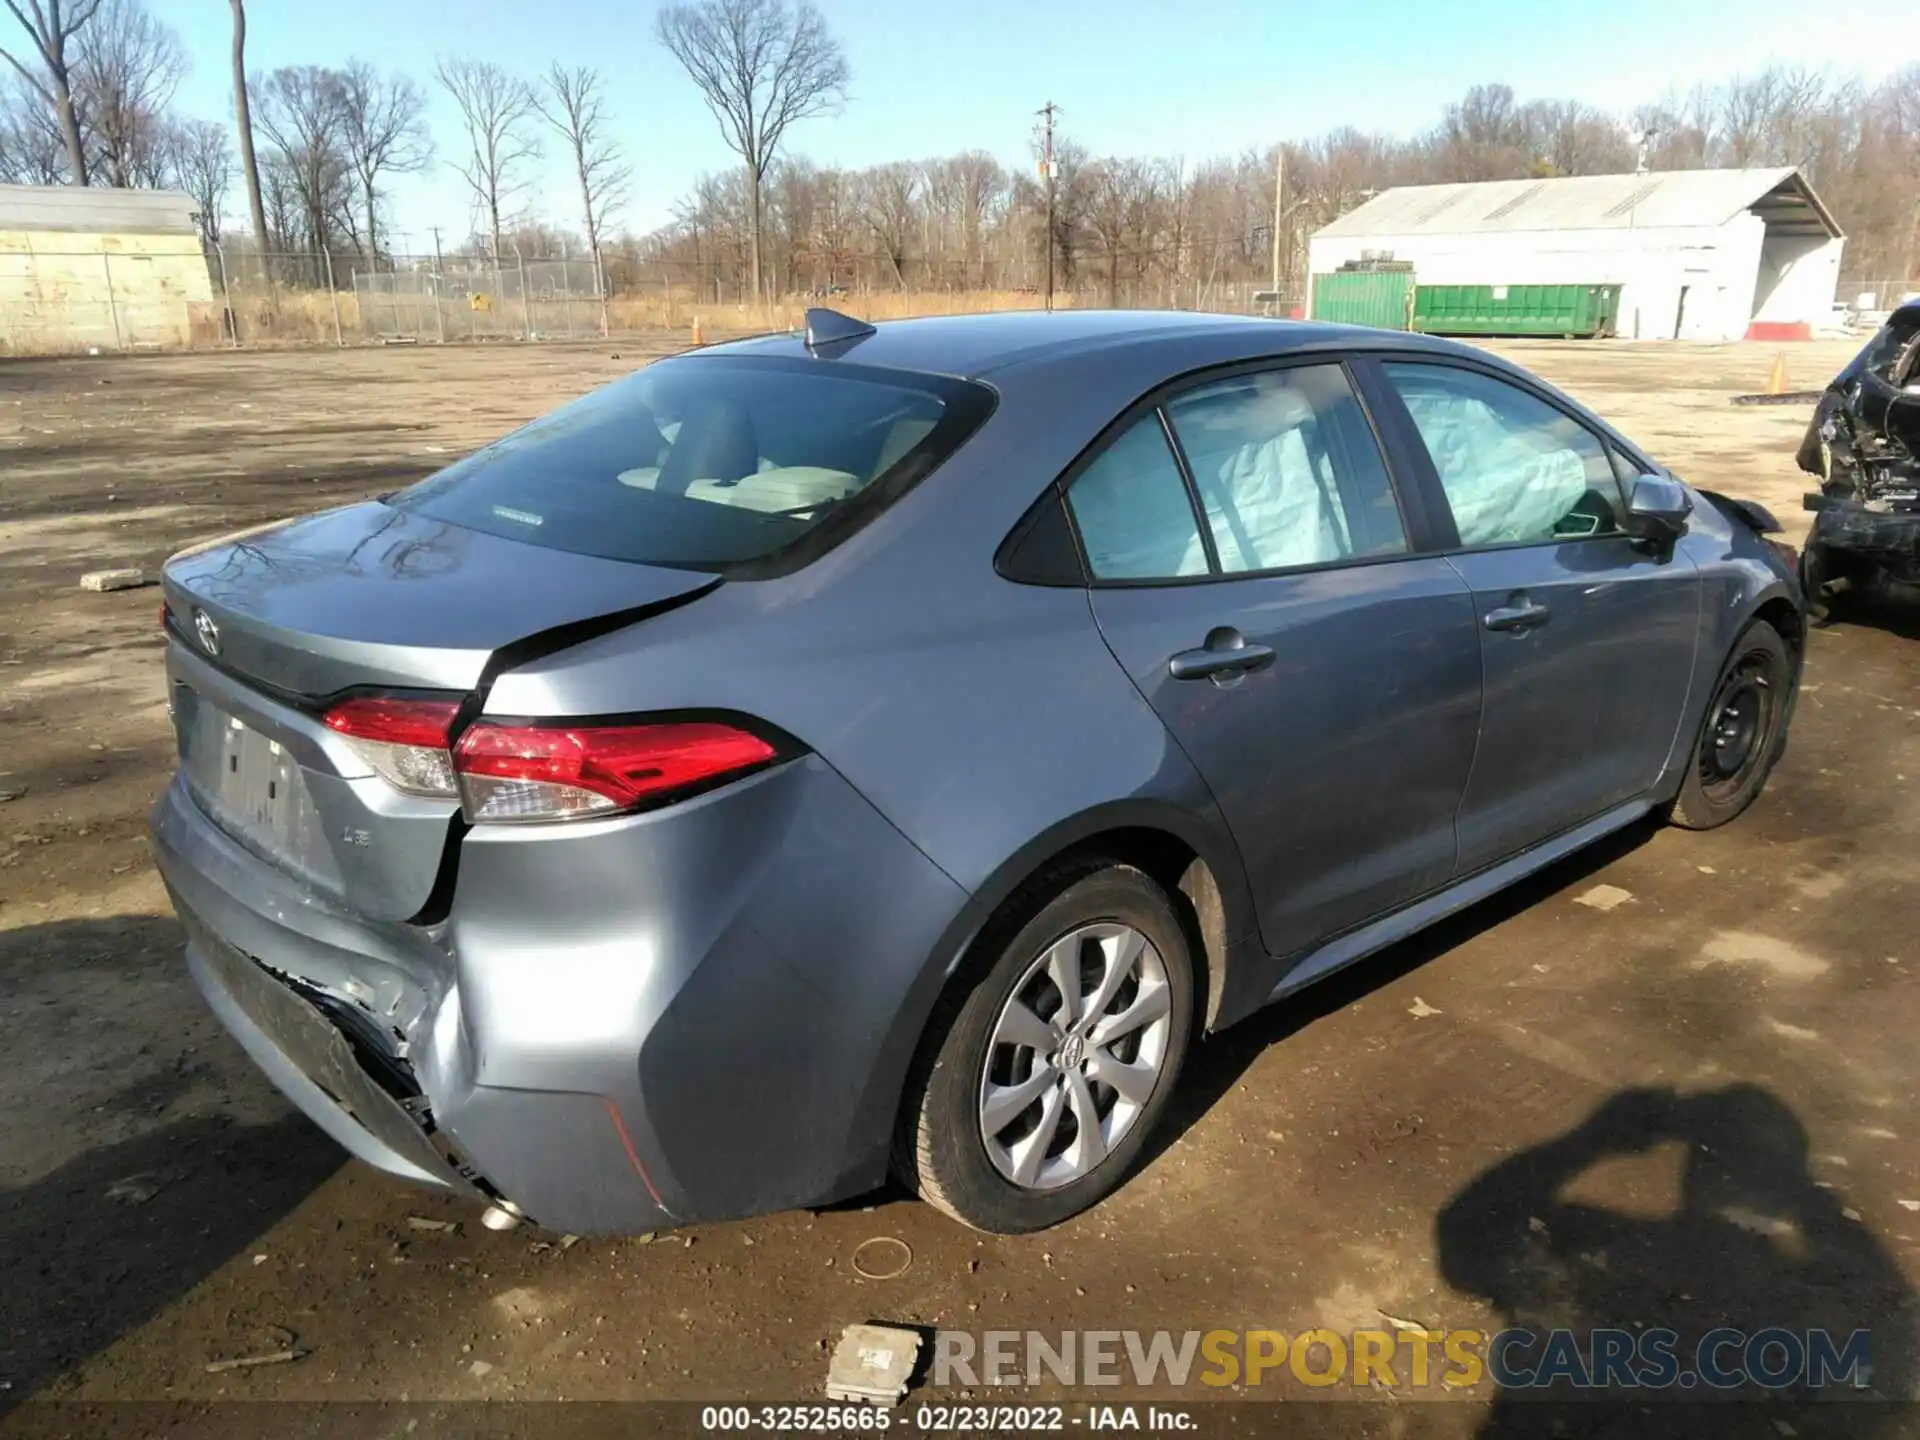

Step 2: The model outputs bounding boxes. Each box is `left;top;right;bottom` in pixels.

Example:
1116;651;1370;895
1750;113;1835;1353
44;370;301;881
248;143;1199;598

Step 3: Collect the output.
389;356;994;573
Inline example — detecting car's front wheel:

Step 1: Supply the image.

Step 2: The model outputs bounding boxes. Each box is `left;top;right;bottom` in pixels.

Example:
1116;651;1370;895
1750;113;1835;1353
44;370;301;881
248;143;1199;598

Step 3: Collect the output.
1668;619;1793;830
896;862;1194;1233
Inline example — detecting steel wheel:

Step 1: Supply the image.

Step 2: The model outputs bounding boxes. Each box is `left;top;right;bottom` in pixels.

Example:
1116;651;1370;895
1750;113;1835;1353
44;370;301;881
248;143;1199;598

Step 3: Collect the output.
977;922;1173;1191
1697;648;1777;805
1669;620;1793;832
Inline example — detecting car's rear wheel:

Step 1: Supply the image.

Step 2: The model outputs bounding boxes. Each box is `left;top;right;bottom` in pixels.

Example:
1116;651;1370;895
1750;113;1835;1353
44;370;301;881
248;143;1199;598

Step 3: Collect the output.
1668;620;1792;830
895;862;1193;1233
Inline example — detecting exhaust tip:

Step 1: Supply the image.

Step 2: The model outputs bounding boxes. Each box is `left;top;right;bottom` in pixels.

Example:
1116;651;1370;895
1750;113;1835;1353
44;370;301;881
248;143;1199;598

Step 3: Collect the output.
480;1201;524;1232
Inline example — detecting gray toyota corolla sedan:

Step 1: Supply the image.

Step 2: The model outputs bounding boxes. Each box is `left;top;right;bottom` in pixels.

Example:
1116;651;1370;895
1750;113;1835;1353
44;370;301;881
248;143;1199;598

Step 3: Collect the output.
153;309;1803;1234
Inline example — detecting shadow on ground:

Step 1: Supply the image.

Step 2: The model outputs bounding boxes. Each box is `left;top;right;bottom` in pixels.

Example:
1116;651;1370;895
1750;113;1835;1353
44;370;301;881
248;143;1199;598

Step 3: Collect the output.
1441;1084;1915;1437
1817;585;1920;643
0;917;341;1409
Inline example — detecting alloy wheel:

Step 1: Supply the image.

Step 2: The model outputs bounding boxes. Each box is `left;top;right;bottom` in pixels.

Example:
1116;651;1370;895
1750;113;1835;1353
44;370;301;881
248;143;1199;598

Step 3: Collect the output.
977;922;1173;1191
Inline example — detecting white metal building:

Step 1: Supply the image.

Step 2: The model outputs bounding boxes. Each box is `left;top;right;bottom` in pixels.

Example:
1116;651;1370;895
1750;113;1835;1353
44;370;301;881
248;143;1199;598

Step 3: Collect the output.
0;184;214;352
1307;168;1845;341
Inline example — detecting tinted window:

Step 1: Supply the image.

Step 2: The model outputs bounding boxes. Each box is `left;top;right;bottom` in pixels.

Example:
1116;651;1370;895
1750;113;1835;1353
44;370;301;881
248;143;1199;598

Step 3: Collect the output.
1383;362;1625;547
391;358;990;570
1165;364;1406;573
1065;416;1208;580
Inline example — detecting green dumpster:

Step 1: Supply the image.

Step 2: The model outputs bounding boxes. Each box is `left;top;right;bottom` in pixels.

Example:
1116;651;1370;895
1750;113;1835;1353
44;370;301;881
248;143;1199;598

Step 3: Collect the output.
1411;284;1621;338
1311;270;1414;331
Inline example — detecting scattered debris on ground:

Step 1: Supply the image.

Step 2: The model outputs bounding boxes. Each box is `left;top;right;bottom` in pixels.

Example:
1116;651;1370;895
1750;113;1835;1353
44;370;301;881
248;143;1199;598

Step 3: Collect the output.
104;1173;167;1206
205;1327;308;1373
850;1237;913;1281
77;569;150;592
824;1323;922;1406
1573;883;1635;912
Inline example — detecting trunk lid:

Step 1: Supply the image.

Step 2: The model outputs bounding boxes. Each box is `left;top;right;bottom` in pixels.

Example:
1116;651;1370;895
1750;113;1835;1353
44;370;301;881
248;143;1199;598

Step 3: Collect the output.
162;501;718;697
162;502;719;921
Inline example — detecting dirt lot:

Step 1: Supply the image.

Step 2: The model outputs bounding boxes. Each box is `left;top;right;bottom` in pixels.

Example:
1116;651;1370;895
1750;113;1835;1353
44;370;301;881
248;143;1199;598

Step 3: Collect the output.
3;333;1917;1432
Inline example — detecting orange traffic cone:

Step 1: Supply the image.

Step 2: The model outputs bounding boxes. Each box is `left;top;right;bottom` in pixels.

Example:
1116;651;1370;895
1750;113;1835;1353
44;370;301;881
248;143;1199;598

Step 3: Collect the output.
691;315;704;346
1765;352;1789;396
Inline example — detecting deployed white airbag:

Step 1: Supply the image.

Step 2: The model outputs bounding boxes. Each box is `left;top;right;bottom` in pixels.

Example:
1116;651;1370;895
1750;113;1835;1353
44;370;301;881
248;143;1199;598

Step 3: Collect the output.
1398;392;1593;546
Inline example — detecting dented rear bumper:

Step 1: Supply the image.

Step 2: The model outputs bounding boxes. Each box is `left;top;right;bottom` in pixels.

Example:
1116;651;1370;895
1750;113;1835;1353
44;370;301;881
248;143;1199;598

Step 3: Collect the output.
151;741;973;1234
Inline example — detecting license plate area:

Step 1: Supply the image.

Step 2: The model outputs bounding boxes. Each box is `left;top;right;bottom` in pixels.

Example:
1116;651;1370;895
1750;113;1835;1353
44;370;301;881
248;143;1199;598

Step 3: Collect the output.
178;685;332;883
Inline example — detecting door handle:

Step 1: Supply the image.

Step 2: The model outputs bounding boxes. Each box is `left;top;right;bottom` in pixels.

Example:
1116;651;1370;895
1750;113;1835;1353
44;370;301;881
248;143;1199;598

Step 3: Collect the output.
1484;600;1551;633
1168;629;1275;681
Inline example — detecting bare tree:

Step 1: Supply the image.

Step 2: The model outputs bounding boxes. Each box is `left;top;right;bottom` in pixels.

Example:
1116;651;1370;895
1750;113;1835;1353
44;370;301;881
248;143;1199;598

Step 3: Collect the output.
259;149;298;247
1431;82;1531;181
655;0;848;303
338;60;428;258
0;69;63;180
228;0;267;246
251;65;349;253
644;67;1920;313
1519;99;1632;176
534;63;629;292
948;151;1005;288
0;0;103;183
859;160;917;288
435;56;538;264
162;115;230;245
1083;156;1167;305
71;0;182;187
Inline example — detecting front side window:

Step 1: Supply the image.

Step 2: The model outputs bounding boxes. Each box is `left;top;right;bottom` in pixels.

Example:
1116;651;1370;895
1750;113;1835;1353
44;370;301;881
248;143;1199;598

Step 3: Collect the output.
1065;416;1209;581
1164;364;1407;574
1382;362;1625;547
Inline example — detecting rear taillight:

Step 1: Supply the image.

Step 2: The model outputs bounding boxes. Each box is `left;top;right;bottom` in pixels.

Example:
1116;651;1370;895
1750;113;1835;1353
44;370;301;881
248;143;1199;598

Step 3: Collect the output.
324;696;462;798
453;721;779;823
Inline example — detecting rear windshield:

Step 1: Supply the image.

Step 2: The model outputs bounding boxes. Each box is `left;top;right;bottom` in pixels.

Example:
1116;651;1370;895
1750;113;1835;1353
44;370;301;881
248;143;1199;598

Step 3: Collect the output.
389;356;994;573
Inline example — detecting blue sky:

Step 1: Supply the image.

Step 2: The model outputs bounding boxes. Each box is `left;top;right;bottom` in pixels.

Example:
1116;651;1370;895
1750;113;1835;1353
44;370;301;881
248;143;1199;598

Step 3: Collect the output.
153;0;1920;250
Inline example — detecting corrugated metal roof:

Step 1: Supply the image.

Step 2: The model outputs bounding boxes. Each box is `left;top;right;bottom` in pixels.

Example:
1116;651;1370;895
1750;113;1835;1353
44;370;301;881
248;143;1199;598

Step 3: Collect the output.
0;184;200;236
1314;168;1842;240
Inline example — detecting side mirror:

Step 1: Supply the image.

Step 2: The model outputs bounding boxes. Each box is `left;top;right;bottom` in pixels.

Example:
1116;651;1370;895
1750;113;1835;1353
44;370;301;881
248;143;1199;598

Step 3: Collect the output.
1625;474;1693;544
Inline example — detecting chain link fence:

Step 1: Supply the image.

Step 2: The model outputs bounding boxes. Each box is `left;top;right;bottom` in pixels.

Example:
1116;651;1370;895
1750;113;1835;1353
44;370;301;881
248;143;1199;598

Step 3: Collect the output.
350;256;609;342
40;237;1911;356
0;236;1315;355
1841;278;1920;314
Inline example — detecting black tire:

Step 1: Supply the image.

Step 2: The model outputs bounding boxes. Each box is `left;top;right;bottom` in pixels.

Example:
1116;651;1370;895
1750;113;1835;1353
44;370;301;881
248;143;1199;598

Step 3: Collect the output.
894;862;1194;1233
1668;620;1793;831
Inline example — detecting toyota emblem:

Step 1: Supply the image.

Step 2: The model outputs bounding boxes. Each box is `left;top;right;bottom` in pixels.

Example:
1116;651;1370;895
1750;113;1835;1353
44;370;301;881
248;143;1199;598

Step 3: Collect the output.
193;609;221;656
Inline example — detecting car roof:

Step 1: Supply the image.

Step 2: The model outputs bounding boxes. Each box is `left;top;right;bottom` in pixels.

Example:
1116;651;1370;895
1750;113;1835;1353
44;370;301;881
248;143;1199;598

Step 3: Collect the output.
698;308;1478;380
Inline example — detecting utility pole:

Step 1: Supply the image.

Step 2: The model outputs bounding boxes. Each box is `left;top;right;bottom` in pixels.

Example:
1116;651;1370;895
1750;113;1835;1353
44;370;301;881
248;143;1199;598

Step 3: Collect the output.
1271;144;1286;298
430;226;444;273
1038;101;1058;312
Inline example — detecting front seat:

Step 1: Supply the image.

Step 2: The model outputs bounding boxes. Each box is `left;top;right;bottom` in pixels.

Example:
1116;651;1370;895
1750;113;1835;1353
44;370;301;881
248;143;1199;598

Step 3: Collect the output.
657;398;758;496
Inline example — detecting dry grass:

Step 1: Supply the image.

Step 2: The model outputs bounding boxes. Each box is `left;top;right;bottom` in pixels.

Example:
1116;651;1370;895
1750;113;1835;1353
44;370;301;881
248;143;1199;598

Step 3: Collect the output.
4;282;1084;354
612;287;1075;336
220;285;364;346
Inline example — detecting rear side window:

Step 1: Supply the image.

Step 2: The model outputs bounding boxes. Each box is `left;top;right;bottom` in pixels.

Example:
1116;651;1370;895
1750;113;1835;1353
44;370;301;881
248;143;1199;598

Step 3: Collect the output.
1065;416;1209;580
390;357;993;572
1382;362;1624;546
1164;364;1407;573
